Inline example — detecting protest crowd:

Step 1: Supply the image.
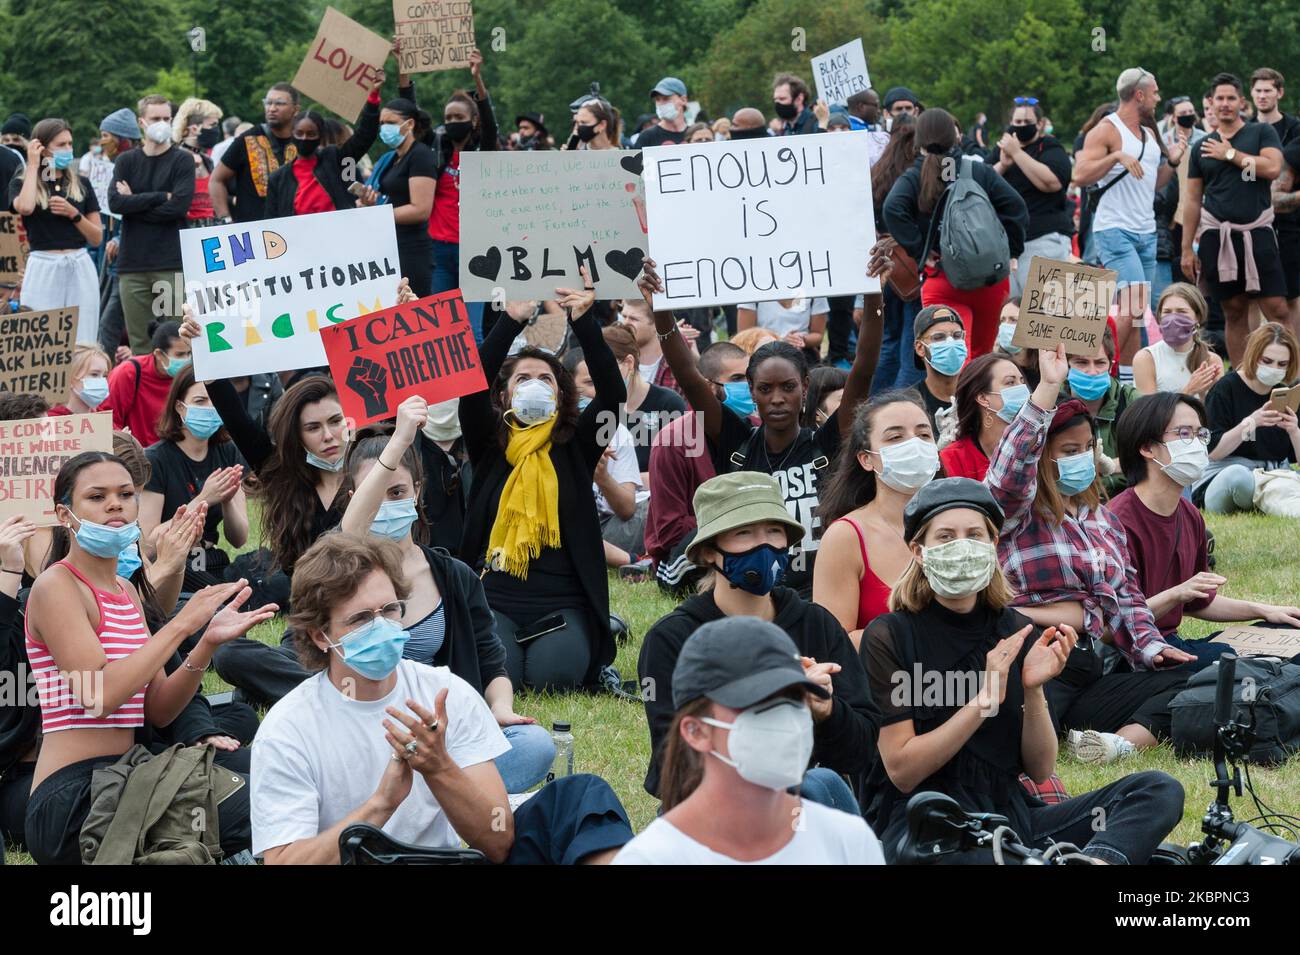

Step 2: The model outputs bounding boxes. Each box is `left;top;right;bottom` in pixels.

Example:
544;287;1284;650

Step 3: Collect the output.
6;14;1300;870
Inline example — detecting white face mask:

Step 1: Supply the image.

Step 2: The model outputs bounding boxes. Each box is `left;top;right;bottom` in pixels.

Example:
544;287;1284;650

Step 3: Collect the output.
1256;364;1287;387
144;120;172;144
700;699;813;791
656;101;680;122
873;436;939;492
1160;438;1209;487
920;537;998;599
509;378;557;426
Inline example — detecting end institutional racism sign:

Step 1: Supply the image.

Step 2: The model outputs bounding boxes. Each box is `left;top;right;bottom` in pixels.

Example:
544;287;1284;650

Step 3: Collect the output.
320;289;486;427
0;412;112;525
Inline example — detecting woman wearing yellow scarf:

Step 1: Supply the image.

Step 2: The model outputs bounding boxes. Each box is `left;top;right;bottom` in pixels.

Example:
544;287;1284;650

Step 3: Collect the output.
459;268;627;692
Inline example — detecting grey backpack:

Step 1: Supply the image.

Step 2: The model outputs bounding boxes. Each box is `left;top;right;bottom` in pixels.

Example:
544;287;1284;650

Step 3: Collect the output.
924;155;1010;290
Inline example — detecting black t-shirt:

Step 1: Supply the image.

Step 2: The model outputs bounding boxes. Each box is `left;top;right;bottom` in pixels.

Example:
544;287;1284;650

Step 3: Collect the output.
144;439;247;545
380;142;437;244
1205;370;1297;466
710;405;841;596
7;173;99;250
1277;127;1300;238
1188;122;1282;223
909;379;949;433
634;125;686;148
987;136;1073;240
220;128;295;223
0;146;21;213
625;383;687;471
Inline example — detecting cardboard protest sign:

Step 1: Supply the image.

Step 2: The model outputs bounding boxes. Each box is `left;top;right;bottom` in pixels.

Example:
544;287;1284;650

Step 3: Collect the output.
1210;626;1300;658
810;38;870;107
393;0;475;73
0;307;77;403
320;289;485;427
0;213;28;285
644;132;878;309
459;150;647;301
0;412;112;525
294;6;391;121
181;205;401;380
1011;257;1116;357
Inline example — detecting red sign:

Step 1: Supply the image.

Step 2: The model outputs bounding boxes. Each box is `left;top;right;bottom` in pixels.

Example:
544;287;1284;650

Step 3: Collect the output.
320;289;486;427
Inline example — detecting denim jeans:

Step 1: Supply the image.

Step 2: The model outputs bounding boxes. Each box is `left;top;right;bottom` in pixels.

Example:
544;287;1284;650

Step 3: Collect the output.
1153;259;1173;305
432;238;486;344
1203;464;1256;514
799;767;860;815
1095;227;1157;289
495;723;557;794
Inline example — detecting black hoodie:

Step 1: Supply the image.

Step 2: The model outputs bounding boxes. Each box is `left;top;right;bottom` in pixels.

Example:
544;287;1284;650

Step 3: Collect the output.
638;586;881;799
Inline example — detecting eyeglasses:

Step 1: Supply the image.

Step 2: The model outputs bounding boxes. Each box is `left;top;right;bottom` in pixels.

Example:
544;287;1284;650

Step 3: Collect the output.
1013;97;1039;106
340;601;406;630
925;330;966;344
1164;426;1211;445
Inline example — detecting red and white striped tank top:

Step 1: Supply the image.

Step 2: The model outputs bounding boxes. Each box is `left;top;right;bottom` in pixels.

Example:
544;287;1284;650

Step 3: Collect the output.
25;560;150;733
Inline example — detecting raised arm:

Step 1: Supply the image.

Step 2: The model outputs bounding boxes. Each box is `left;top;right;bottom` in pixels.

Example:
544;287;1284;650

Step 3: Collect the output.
341;395;428;534
836;241;892;440
984;345;1067;531
341;85;383;162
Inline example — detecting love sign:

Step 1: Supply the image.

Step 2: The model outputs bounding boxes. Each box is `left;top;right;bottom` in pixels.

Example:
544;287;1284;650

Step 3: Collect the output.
293;6;391;121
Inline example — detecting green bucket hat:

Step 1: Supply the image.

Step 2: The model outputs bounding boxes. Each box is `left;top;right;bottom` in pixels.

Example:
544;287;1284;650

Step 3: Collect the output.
686;471;806;566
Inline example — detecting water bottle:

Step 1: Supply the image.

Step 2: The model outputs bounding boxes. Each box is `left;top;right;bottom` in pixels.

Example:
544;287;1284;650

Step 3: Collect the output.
547;721;574;783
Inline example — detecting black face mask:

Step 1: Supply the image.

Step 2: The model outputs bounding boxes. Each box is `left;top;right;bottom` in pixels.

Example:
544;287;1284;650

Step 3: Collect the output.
516;133;537;149
773;101;798;120
293;136;320;157
729;126;768;141
197;125;222;150
576;123;599;143
1012;123;1038;143
1177;114;1198;129
444;120;473;143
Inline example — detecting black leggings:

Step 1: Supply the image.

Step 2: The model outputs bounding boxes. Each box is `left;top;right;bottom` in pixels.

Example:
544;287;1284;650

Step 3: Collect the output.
494;608;593;693
24;753;252;865
1046;642;1190;740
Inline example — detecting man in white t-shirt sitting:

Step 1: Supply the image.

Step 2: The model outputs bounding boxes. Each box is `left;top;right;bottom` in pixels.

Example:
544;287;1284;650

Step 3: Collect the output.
737;296;829;363
251;533;634;865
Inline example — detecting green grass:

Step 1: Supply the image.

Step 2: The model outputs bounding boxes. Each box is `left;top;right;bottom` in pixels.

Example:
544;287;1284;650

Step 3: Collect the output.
8;506;1300;864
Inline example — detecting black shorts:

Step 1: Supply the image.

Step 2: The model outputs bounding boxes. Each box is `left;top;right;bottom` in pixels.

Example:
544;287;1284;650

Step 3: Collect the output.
1277;229;1300;300
1198;226;1288;300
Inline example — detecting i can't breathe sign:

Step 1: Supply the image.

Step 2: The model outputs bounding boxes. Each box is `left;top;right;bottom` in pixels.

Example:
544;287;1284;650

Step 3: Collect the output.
643;132;879;309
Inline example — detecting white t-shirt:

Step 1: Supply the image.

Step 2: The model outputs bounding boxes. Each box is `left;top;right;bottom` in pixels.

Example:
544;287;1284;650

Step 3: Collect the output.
594;422;647;517
251;660;509;857
738;298;830;339
612;800;885;865
638;357;662;383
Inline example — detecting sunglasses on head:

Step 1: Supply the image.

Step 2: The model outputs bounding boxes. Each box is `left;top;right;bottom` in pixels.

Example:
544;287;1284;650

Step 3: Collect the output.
1013;97;1039;106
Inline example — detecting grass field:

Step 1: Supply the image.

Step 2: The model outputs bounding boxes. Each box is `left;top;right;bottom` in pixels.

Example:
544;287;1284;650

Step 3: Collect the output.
7;505;1300;864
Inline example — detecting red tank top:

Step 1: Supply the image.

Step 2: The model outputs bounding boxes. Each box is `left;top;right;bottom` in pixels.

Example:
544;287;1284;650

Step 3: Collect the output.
835;518;893;630
25;561;150;732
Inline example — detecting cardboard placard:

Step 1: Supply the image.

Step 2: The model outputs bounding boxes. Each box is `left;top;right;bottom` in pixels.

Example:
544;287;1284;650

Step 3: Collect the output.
1011;257;1116;356
458;150;646;301
0;306;77;403
810;38;870;107
320;289;485;427
1269;384;1300;413
0;212;28;285
293;6;391;121
0;412;113;525
393;0;475;73
644;132;879;309
1210;626;1300;658
181;205;401;380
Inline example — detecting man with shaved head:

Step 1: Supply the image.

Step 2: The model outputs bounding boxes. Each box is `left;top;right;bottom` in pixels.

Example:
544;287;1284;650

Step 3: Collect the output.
729;107;769;141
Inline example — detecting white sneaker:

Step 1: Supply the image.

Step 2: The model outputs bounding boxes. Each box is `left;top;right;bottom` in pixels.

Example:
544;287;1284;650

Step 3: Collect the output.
1069;729;1134;765
508;790;539;812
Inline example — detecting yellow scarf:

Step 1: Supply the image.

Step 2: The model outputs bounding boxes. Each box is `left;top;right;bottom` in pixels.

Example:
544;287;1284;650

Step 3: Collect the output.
487;415;561;579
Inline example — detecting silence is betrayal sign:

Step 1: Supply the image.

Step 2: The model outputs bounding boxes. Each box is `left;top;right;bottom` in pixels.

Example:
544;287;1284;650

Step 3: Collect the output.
0;412;112;525
293;6;390;121
393;0;475;73
1211;626;1300;658
320;289;485;427
181;205;401;380
0;213;28;285
459;150;646;301
0;307;76;403
644;132;878;309
810;38;870;107
1011;257;1117;357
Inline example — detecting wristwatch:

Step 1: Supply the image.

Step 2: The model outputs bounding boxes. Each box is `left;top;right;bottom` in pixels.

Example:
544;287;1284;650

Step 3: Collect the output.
71;212;83;223
1225;147;1237;163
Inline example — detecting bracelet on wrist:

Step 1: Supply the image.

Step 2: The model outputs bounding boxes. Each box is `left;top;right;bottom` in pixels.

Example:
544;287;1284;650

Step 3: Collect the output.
657;326;679;342
376;458;397;472
1;566;23;575
182;657;206;674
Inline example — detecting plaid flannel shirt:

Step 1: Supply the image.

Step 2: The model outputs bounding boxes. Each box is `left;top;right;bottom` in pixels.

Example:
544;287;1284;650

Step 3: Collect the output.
984;399;1174;670
652;359;685;401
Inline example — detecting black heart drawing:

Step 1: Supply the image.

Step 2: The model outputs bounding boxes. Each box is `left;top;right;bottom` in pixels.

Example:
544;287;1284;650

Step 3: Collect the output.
604;247;646;280
619;152;643;177
467;247;501;280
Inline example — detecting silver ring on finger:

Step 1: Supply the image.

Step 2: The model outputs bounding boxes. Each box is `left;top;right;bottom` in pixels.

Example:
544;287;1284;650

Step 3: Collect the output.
404;739;419;755
426;720;439;733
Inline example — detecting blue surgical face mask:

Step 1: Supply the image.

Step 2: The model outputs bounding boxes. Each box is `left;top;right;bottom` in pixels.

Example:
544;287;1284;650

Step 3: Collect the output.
78;376;109;409
717;542;790;596
1067;367;1110;401
370;497;418;541
994;383;1030;423
721;380;756;417
165;355;192;377
925;338;968;377
379;123;405;148
995;322;1021;354
306;438;348;473
577;396;593;411
1054;450;1097;496
183;404;223;439
67;511;142;560
116;542;142;579
52;148;74;170
326;616;410;681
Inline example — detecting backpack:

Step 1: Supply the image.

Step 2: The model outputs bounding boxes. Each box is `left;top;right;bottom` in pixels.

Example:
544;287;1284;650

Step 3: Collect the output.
1170;656;1300;766
921;156;1010;290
